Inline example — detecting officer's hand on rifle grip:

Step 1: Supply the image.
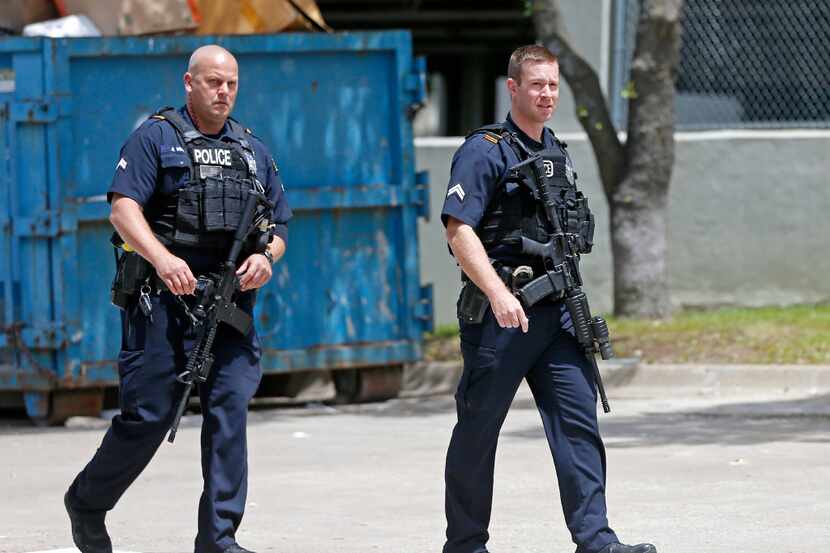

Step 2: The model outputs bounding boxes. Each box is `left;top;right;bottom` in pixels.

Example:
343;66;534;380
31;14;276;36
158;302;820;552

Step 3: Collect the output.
489;287;529;333
237;253;272;291
155;253;196;295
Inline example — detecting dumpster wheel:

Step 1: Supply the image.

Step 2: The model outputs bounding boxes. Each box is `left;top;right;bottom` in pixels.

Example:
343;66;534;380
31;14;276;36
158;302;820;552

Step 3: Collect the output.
333;365;403;403
28;389;104;426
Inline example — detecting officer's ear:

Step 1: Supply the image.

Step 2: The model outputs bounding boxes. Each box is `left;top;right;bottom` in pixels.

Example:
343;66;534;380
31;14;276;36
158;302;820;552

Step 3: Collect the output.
184;72;194;93
506;77;519;98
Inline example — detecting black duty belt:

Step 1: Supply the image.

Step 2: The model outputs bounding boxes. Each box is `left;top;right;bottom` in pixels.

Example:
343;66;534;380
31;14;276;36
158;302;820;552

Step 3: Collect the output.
462;263;562;307
149;274;171;293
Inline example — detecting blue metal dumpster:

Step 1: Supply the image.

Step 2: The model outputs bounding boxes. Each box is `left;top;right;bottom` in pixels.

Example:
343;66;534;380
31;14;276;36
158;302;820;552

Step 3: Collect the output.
0;32;433;421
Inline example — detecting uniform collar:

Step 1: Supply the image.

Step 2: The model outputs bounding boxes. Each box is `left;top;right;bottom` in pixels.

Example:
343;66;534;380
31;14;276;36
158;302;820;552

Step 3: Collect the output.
180;105;229;139
505;113;554;150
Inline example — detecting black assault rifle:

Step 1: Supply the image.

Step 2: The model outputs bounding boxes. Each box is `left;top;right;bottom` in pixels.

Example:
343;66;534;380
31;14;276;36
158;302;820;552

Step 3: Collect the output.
510;155;612;413
168;189;273;442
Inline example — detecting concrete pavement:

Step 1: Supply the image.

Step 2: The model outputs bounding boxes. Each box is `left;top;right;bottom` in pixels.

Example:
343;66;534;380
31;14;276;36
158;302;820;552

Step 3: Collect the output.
1;375;828;553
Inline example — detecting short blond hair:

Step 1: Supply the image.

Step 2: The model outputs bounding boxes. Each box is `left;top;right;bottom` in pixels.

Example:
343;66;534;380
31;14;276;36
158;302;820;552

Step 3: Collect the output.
508;45;558;83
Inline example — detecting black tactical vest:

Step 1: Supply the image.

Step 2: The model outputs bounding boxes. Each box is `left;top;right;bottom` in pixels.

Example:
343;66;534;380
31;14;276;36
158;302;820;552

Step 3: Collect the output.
145;107;264;249
472;124;594;257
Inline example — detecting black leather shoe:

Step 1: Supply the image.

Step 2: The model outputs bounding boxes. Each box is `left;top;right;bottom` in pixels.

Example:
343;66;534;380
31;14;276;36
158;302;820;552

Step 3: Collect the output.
223;545;257;553
64;491;113;553
599;543;657;553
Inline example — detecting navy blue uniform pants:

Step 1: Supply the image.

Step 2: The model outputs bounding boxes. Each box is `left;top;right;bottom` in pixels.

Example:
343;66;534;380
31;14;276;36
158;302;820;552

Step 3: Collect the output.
444;302;618;553
67;293;262;553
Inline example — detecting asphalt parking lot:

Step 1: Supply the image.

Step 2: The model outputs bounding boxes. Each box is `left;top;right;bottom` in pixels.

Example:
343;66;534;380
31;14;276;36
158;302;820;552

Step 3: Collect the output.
1;381;828;553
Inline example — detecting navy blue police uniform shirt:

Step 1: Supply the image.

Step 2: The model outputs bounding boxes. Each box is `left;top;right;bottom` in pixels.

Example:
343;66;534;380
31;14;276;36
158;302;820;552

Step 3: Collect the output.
108;106;292;276
441;113;561;268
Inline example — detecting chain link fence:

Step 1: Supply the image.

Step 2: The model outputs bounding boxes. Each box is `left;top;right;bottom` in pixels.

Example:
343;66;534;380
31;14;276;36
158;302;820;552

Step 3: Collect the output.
612;0;830;130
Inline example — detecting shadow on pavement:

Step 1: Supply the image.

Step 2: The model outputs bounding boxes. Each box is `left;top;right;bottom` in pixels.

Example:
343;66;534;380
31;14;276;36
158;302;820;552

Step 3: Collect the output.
3;392;829;447
502;392;830;447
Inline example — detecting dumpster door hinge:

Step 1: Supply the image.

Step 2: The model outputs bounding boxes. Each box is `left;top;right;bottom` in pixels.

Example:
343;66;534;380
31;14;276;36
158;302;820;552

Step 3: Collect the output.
3;321;78;350
2;323;62;388
405;56;427;119
23;323;70;350
11;99;58;123
415;284;434;333
12;210;74;237
412;170;430;221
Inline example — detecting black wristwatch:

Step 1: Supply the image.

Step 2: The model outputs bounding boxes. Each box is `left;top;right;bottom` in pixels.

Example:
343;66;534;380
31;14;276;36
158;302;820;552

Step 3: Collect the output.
262;249;275;265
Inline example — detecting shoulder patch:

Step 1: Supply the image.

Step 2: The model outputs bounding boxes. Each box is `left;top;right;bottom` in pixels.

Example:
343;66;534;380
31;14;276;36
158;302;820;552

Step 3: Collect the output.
243;126;263;141
482;132;501;144
447;183;465;201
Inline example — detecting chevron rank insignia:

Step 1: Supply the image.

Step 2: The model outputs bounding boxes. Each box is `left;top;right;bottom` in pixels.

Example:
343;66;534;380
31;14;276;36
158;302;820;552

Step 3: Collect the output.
447;183;465;201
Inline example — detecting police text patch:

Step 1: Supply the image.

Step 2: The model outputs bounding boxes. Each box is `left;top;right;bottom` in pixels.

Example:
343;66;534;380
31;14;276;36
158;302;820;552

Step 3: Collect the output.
193;148;232;166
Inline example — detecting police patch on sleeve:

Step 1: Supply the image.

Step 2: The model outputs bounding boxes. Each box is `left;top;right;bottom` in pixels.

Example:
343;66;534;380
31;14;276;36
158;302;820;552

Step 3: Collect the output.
447;183;465;201
117;157;128;170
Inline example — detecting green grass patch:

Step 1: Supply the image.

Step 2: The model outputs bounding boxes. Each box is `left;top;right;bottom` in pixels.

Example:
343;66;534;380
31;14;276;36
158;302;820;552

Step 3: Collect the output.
427;323;462;340
606;304;830;364
424;304;830;364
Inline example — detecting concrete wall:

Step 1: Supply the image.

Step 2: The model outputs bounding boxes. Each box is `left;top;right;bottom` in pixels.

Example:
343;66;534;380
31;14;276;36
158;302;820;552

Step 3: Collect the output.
416;130;830;327
494;0;612;133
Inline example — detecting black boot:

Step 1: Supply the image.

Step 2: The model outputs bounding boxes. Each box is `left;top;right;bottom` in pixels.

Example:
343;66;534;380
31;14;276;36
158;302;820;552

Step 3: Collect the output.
223;545;257;553
598;543;657;553
64;491;113;553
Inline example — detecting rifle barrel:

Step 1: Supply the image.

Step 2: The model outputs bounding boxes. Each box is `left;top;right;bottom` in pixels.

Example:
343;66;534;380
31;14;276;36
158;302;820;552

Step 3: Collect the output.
168;381;194;443
588;354;611;413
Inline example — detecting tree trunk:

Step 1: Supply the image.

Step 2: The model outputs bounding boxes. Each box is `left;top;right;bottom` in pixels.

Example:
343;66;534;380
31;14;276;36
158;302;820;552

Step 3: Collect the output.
612;0;682;317
609;180;671;317
531;0;624;199
533;0;683;318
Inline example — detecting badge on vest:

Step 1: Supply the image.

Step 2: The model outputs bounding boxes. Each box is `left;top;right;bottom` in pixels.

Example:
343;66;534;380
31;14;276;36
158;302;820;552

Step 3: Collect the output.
543;160;555;178
199;165;223;179
565;160;575;184
193;148;233;167
242;151;257;175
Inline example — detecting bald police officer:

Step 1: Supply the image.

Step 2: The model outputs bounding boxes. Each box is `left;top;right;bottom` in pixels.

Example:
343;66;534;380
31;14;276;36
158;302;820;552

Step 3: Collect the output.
64;45;291;553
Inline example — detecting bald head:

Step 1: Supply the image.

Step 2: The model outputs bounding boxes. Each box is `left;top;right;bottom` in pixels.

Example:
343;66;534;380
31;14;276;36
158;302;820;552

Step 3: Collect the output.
184;45;239;133
187;44;237;76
